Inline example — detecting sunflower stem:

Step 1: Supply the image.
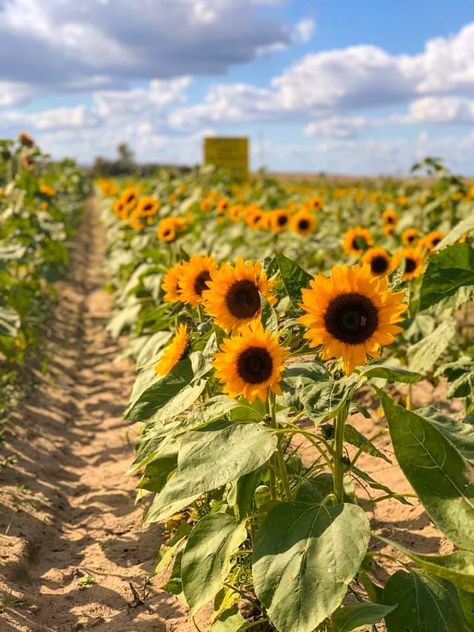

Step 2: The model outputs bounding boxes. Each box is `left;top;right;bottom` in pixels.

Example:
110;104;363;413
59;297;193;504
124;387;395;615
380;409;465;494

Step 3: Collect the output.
268;392;291;501
333;399;350;503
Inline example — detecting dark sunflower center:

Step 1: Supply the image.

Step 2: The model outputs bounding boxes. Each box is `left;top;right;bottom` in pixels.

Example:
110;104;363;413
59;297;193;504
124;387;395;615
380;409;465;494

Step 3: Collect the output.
298;219;310;230
405;257;416;273
432;238;441;246
277;215;288;226
163;229;171;236
386;216;395;224
324;292;379;344
194;271;211;296
236;346;273;384
144;204;152;211
352;236;367;251
225;280;261;319
407;234;415;243
370;255;389;274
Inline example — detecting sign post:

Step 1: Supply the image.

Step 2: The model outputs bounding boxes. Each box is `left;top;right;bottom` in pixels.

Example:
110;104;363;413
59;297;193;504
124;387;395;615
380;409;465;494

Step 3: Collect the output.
203;137;249;179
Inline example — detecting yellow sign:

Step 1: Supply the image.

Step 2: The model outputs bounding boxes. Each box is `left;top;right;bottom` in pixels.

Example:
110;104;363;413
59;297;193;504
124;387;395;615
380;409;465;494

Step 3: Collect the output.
204;137;249;179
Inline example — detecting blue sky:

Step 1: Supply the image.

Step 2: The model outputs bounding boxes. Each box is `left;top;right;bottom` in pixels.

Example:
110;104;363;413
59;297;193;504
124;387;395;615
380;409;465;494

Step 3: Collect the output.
1;0;473;174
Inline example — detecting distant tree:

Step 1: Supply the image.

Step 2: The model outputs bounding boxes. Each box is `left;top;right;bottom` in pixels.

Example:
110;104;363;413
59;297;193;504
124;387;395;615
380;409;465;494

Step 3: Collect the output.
116;143;135;173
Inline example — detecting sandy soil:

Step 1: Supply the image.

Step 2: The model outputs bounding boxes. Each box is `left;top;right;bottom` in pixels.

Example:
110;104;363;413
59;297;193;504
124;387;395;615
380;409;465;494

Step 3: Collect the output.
0;200;196;632
0;199;461;631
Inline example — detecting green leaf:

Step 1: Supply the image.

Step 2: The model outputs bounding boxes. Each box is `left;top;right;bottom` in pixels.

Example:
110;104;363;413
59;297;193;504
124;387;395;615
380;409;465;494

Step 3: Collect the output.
208;606;246;632
419;243;474;310
182;513;247;612
378;536;474;593
302;376;357;424
275;253;312;309
458;588;474;631
378;391;474;550
331;602;396;632
408;319;456;373
435;216;474;251
360;364;421;384
125;358;207;421
147;422;277;522
383;570;465;632
344;424;390;463
252;502;370;632
0;307;20;337
416;407;474;465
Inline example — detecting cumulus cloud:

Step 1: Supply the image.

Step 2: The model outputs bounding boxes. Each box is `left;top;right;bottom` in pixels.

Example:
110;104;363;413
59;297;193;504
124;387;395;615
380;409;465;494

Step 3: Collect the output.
394;96;474;125
0;0;291;104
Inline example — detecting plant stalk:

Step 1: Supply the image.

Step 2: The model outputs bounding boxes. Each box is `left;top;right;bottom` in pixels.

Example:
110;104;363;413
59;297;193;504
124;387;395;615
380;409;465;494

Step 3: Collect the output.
333;400;349;503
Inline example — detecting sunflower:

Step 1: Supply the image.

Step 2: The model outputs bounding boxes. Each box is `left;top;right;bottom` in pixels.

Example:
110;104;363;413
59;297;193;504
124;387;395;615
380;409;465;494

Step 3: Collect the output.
157;217;186;243
213;321;289;403
228;204;243;222
393;248;425;281
382;209;398;225
120;186;140;209
245;207;266;229
269;209;290;232
179;255;217;307
200;198;213;213
383;224;396;236
155;324;188;376
290;209;316;236
342;227;373;257
162;262;185;302
203;257;276;332
306;196;323;211
299;264;407;374
112;199;125;218
420;230;444;251
401;227;420;246
129;207;145;230
137;196;159;218
217;198;230;215
362;248;393;277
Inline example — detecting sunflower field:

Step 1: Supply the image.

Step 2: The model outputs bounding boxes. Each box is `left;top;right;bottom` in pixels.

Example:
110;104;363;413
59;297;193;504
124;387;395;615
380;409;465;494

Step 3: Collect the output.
0;136;89;414
97;162;474;632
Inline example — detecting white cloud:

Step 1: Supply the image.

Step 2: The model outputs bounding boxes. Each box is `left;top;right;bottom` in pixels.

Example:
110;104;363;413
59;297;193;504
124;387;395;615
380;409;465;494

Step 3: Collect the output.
394;96;474;124
293;17;315;44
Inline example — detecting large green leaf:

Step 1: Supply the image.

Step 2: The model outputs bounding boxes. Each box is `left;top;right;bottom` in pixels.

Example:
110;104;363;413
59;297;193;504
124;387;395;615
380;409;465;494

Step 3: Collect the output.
378;391;474;550
360;364;421;384
419;243;474;310
275;253;312;309
378;536;474;593
0;307;20;337
383;570;465;632
302;376;357;424
147;422;277;522
416;407;474;465
331;602;396;632
252;502;370;632
182;513;247;612
125;358;207;421
407;319;456;373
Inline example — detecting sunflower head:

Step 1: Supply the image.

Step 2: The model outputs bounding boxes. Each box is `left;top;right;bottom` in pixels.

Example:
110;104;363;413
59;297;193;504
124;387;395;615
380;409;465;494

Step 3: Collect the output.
138;196;159;217
401;227;420;246
157;217;186;243
244;207;265;229
270;209;290;232
213;321;289;403
203;257;276;332
290;209;316;236
120;186;140;209
299;264;407;374
421;230;444;251
179;255;217;306
217;198;230;215
129;207;145;230
155;324;189;376
382;209;398;225
200;198;213;213
162;262;185;302
112;199;125;218
393;248;425;281
307;196;323;210
343;227;373;257
362;248;393;277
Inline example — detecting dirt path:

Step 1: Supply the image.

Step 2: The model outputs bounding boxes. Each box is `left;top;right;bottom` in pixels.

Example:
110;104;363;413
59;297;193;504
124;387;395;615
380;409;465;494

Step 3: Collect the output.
0;200;193;632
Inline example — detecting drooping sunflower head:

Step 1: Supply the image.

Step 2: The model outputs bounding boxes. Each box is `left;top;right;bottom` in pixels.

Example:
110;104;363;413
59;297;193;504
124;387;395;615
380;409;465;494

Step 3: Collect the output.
393;248;425;281
129;207;145;231
299;264;407;374
203;257;276;333
382;209;398;225
421;230;444;251
155;324;188;376
137;196;159;218
162;262;185;303
362;247;393;277
342;227;373;257
269;209;290;233
213;320;289;403
290;209;317;236
179;255;217;306
401;227;420;246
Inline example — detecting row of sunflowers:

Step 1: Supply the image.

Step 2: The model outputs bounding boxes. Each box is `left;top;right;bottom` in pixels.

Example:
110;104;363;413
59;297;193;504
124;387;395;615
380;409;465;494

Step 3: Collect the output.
99;162;474;632
0;135;89;412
